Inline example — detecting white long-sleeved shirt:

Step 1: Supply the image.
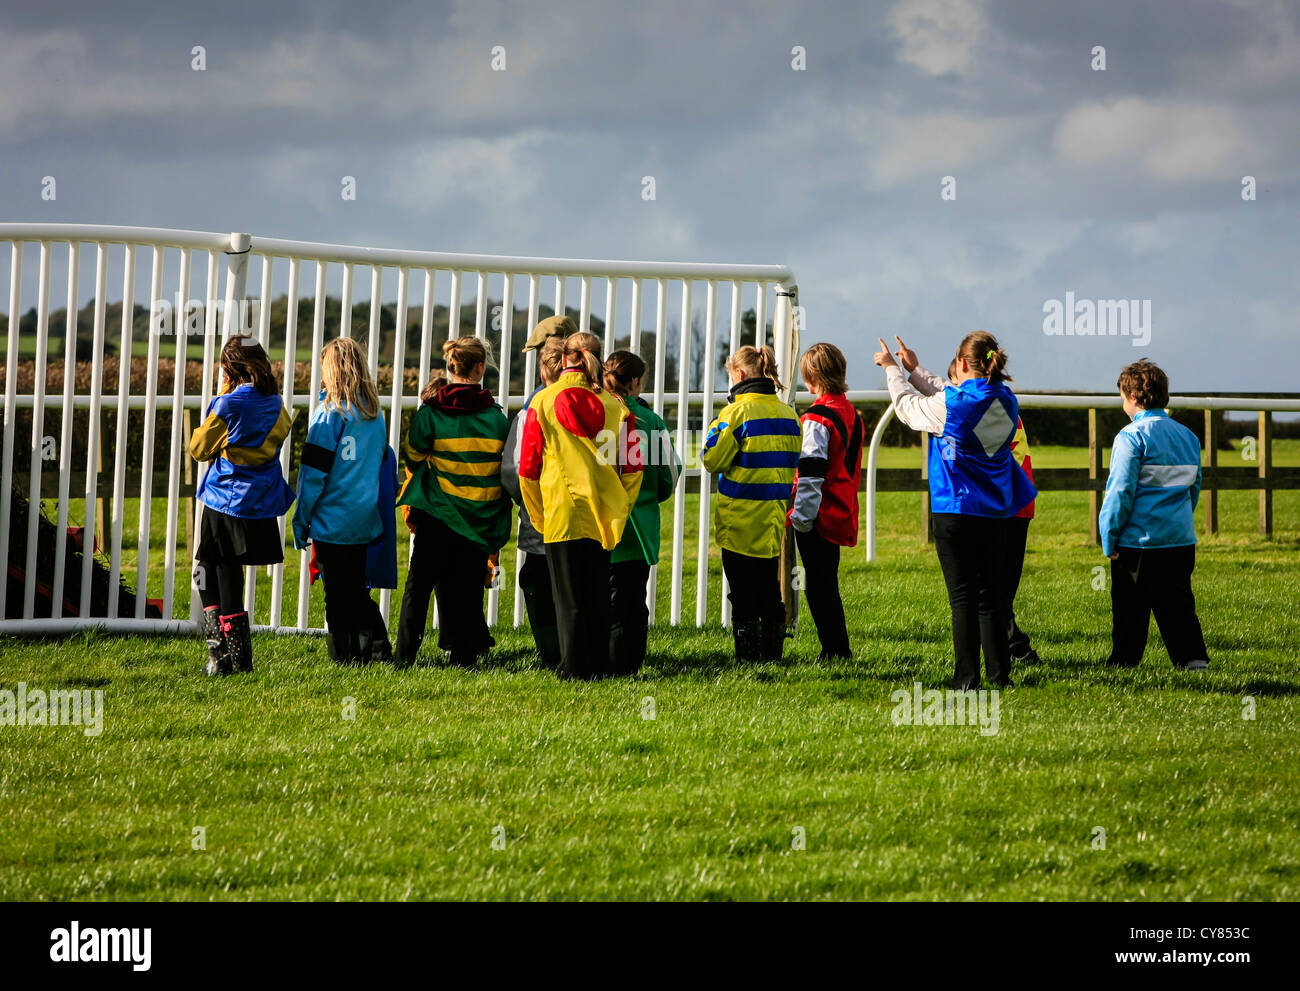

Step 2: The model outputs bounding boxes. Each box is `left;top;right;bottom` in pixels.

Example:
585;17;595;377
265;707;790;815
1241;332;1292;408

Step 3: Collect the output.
885;363;950;435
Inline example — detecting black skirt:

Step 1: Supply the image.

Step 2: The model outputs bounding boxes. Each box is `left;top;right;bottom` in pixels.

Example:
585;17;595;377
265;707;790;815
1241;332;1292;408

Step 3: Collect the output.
196;506;286;566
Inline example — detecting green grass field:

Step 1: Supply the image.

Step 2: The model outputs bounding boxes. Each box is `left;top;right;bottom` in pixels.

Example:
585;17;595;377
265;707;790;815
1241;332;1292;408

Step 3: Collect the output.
2;441;1298;900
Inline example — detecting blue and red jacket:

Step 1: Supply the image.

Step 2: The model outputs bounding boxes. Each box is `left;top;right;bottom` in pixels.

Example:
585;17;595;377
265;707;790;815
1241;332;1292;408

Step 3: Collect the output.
189;383;295;519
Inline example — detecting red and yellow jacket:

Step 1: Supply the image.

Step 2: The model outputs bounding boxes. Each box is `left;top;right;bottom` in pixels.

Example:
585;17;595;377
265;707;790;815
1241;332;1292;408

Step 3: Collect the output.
519;370;644;550
1011;417;1035;520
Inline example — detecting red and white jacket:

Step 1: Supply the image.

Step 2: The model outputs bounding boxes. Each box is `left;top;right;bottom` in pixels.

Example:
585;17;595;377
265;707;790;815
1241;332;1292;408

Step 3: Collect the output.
787;392;864;546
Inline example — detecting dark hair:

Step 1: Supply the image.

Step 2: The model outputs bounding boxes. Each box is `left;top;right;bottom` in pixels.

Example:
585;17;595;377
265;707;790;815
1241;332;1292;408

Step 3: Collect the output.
419;373;449;405
603;350;647;396
220;335;277;395
1117;359;1169;409
955;330;1011;383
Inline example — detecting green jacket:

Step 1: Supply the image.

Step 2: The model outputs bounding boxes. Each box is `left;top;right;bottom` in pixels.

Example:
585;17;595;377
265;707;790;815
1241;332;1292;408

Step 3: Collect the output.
397;383;511;554
613;396;679;565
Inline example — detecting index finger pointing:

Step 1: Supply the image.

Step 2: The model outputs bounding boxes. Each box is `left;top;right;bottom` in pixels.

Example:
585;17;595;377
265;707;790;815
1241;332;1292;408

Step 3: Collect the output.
877;337;889;352
894;335;907;351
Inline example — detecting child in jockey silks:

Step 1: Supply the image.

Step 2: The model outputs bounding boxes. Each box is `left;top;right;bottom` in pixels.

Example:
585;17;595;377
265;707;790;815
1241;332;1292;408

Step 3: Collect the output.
603;350;679;676
878;332;1036;689
190;335;295;676
396;337;510;668
519;332;645;681
703;346;801;663
293;337;391;665
788;343;864;661
947;357;1040;666
501;329;569;670
1099;360;1209;670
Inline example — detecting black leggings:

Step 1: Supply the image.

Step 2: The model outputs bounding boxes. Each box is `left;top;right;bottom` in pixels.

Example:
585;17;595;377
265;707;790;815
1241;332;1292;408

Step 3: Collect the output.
195;560;245;615
794;528;851;659
313;541;372;639
396;512;492;663
721;549;782;628
1109;545;1209;667
547;538;611;680
609;559;651;675
1004;516;1034;657
931;513;1012;688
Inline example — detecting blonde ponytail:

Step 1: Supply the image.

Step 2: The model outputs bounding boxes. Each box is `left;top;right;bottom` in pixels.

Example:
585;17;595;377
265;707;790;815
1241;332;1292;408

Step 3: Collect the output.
562;332;604;392
726;344;784;392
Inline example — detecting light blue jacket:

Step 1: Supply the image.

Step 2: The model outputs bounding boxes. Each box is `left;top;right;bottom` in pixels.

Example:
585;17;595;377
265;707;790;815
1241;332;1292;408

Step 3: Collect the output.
293;394;389;548
1099;409;1201;556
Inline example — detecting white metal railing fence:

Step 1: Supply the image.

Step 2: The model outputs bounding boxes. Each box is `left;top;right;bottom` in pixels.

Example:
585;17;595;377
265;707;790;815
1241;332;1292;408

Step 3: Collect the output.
0;224;797;635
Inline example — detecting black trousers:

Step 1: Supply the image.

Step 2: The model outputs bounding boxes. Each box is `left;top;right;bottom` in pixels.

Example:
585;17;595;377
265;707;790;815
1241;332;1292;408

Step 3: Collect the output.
519;552;561;670
931;513;1012;688
609;560;651;676
195;559;245;615
721;549;782;628
1004;516;1034;658
312;541;373;639
546;538;611;681
794;528;851;659
397;513;491;663
1109;545;1209;667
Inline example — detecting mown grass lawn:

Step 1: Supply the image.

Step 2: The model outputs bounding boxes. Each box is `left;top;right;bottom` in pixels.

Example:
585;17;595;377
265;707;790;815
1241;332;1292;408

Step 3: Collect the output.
3;445;1298;900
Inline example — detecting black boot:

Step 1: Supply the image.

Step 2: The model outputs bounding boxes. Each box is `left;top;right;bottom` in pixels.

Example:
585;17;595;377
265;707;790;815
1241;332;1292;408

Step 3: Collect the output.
221;612;253;674
203;606;230;676
760;615;787;663
732;621;761;663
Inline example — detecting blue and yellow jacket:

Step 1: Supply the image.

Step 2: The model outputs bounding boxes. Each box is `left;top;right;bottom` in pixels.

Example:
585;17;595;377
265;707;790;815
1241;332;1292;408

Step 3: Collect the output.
190;383;295;519
1099;409;1201;556
701;377;800;558
293;393;390;548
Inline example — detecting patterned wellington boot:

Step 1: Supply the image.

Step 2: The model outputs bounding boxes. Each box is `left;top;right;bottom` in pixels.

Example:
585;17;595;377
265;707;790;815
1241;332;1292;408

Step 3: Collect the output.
203;605;230;676
221;612;253;674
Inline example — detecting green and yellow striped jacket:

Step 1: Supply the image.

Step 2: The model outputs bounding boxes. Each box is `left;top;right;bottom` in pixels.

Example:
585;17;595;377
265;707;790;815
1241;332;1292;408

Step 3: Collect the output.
397;384;511;554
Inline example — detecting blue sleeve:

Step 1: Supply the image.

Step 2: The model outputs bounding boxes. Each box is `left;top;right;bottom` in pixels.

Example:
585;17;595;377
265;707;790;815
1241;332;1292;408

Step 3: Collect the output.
1099;431;1140;556
293;408;343;549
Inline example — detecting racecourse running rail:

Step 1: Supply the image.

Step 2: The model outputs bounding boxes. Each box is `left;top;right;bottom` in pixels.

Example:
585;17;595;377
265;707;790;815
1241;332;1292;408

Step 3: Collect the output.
2;223;1298;637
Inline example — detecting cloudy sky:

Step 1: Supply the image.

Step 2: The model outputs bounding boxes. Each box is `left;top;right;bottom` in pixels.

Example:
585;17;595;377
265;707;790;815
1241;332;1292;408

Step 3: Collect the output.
3;0;1298;391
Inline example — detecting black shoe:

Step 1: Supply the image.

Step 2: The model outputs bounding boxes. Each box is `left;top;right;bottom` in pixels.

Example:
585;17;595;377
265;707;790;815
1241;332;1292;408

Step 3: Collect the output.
1010;648;1039;665
202;606;230;677
221;612;253;674
1178;659;1209;671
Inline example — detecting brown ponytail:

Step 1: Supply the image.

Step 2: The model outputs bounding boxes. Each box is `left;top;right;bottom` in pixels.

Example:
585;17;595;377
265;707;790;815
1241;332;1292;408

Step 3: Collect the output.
955;331;1012;383
726;344;784;392
603;350;647;397
562;332;604;391
442;336;489;380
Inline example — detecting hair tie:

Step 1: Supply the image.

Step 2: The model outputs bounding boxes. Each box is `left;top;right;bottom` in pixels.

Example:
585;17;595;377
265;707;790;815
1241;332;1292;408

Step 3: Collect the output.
986;349;996;361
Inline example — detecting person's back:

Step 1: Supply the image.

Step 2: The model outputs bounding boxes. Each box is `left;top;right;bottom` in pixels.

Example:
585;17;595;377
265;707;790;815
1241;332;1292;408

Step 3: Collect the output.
301;399;387;545
930;377;1034;518
1101;411;1201;553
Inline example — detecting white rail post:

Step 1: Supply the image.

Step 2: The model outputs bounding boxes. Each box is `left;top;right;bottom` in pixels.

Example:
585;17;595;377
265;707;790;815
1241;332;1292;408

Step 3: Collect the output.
297;259;328;630
0;242;24;619
670;280;692;626
720;279;743;629
512;274;540;628
695;280;718;627
162;247;192;620
647;278;668;625
106;244;136;618
52;242;81;617
132;245;164;619
864;404;895;563
22;242;52;617
79;245;108;617
270;256;300;631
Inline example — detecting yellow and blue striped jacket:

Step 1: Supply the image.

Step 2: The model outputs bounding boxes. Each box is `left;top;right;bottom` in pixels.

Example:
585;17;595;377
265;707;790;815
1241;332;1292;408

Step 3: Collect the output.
701;379;800;558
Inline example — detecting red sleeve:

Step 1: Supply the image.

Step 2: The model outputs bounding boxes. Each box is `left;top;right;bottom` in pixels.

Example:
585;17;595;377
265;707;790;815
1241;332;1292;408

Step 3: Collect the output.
520;407;545;480
554;388;607;440
621;413;645;474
